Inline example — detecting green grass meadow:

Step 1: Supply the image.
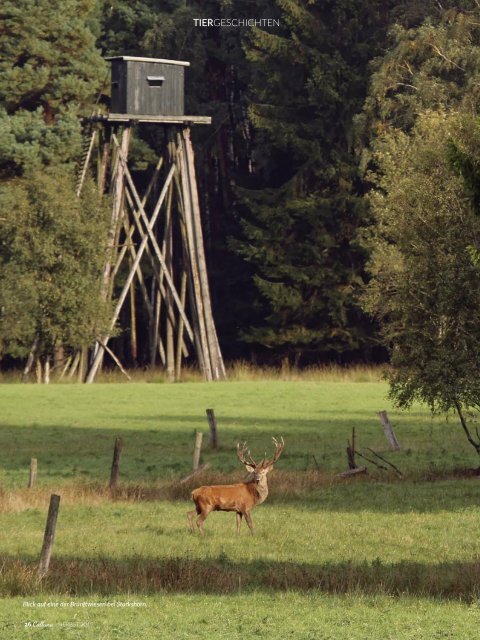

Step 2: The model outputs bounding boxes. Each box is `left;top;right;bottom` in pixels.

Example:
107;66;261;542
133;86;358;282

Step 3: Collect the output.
1;379;480;638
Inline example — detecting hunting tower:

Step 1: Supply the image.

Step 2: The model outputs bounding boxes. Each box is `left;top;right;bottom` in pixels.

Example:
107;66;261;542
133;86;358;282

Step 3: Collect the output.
78;56;226;382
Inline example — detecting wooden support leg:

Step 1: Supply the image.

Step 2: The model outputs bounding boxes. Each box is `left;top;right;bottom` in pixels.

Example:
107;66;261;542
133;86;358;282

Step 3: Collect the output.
85;164;176;383
181;128;226;381
176;136;212;381
175;271;188;380
94;126;131;376
123;185;190;353
129;257;138;365
113;137;195;346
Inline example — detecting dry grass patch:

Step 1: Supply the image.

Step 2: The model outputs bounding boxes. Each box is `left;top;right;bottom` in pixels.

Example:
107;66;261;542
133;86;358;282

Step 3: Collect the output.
2;555;480;600
0;470;340;514
0;363;386;384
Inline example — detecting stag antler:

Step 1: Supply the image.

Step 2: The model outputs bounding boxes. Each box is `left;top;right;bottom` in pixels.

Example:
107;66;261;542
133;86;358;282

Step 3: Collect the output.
236;441;257;468
260;436;285;468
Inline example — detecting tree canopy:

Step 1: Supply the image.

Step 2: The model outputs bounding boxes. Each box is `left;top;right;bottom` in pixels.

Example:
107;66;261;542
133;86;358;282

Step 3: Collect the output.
0;169;110;361
1;0;480;382
361;1;480;452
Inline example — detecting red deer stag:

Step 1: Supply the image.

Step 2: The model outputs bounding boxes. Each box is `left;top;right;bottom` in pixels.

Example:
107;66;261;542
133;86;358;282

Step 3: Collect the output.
187;436;284;535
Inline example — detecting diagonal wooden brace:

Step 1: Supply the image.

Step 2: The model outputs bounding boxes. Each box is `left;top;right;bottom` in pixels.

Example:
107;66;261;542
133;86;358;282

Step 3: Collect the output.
112;134;195;344
85;163;176;383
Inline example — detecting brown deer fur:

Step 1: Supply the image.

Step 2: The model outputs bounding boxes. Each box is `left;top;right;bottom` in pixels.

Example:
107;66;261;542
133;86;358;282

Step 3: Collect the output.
187;437;284;535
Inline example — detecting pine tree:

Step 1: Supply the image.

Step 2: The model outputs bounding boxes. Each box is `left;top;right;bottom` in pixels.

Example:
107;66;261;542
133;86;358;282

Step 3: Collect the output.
0;0;109;374
234;0;392;362
0;0;106;175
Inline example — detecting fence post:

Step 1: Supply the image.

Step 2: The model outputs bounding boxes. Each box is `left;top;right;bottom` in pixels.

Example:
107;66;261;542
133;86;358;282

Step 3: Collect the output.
193;431;203;471
109;437;124;489
377;411;401;450
28;458;37;489
206;409;218;449
38;494;60;578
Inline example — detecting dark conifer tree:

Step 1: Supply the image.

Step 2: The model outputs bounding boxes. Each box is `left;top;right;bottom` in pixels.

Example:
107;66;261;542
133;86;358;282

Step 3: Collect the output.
233;0;392;363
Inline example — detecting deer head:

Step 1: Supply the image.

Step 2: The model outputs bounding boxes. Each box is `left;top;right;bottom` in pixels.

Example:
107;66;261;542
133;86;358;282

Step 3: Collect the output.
236;436;284;483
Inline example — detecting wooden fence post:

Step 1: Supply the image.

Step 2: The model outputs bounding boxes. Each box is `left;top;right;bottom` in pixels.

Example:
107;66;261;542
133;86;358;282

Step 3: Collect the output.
193;431;203;471
109;437;124;489
346;427;357;469
206;409;218;449
38;494;60;578
28;458;37;489
377;411;401;450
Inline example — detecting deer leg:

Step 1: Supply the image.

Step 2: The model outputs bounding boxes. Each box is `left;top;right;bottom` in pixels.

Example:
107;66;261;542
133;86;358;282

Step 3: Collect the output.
244;511;254;535
196;510;210;535
187;510;197;533
236;512;243;535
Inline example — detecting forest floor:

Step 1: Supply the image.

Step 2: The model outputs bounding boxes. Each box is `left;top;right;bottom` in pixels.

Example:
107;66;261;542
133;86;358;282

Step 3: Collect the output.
1;379;479;638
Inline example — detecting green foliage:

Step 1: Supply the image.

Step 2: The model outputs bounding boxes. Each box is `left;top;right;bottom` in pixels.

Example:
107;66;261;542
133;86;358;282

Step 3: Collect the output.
0;0;105;111
235;186;368;357
356;2;480;165
235;0;390;360
357;2;480;452
363;111;480;416
0;0;106;175
0;108;83;173
4;0;480;369
0;169;110;358
0;0;109;367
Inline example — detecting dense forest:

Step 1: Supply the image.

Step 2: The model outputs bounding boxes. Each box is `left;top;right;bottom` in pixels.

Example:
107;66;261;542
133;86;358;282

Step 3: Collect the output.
1;0;480;378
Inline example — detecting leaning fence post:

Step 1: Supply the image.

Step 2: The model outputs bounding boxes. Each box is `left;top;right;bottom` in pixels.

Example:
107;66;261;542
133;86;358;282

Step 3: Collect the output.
377;410;401;450
38;494;60;578
206;409;218;449
109;437;124;489
193;431;203;471
28;458;37;489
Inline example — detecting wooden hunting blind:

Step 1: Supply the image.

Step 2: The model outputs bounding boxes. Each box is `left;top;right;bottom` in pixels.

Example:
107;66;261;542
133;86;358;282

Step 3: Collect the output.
75;56;226;383
108;56;188;116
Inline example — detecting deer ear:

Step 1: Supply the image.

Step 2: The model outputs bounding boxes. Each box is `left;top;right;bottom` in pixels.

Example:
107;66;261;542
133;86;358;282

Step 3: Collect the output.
244;464;255;473
264;464;274;474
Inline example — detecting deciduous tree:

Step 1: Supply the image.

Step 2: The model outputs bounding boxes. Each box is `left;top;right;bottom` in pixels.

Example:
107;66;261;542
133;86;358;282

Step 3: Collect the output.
363;111;480;455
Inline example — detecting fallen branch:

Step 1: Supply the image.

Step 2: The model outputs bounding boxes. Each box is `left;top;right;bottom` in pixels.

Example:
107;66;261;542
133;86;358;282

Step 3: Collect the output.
336;466;367;478
179;463;211;485
366;448;403;477
355;450;388;471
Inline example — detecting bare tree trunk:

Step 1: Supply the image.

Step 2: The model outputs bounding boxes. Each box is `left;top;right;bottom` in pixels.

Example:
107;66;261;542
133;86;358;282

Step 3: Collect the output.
35;358;42;384
22;337;39;382
453;398;480;455
78;346;87;383
44;357;50;384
